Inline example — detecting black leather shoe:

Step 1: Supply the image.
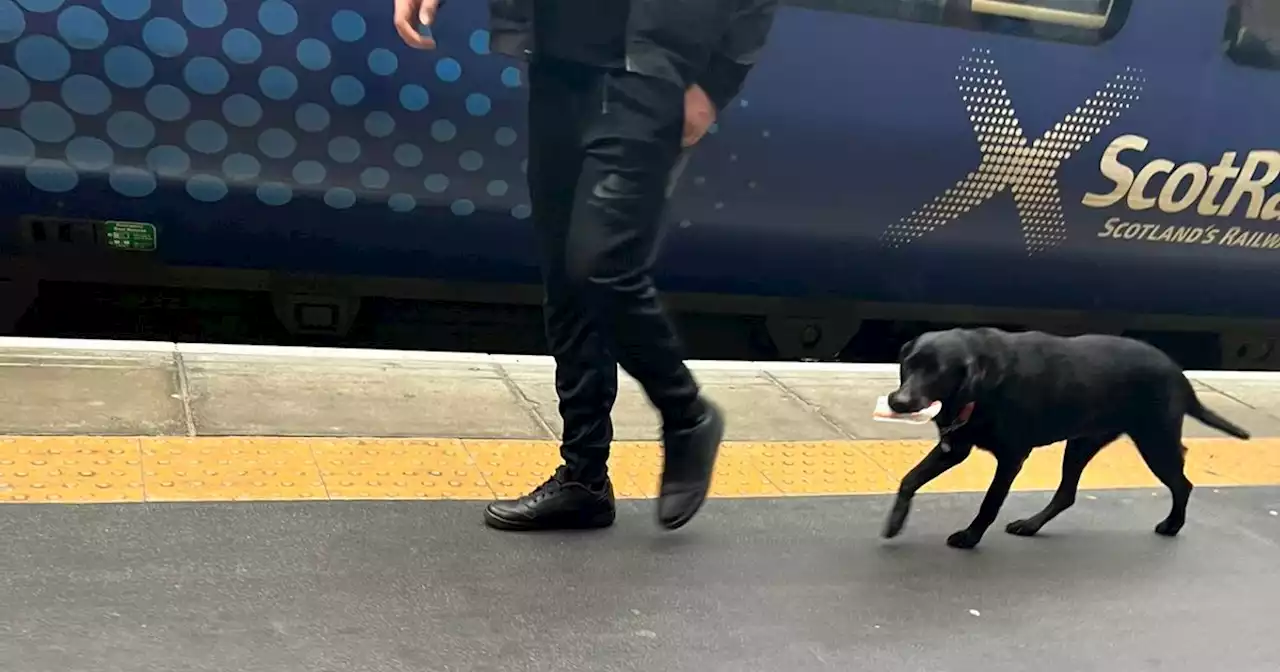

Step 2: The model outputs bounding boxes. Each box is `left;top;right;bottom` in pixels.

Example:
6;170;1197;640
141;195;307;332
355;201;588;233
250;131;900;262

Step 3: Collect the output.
657;399;724;530
483;467;616;531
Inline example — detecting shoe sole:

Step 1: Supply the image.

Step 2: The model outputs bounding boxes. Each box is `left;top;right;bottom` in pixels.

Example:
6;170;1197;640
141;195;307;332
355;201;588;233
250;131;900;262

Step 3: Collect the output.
658;407;725;531
483;508;616;532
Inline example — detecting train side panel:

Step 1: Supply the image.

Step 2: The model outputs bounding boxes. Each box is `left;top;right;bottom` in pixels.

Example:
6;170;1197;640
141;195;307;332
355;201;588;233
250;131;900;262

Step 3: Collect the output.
1;0;1278;320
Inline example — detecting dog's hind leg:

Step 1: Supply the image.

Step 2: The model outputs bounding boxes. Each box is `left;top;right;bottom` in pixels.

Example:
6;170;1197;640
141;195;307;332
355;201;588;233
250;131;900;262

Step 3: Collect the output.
882;441;972;539
1131;428;1194;537
1005;433;1119;538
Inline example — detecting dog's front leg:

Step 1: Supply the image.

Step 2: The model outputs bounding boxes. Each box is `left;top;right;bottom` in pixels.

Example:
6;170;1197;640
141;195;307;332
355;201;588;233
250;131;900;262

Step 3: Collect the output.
882;442;971;539
947;454;1026;549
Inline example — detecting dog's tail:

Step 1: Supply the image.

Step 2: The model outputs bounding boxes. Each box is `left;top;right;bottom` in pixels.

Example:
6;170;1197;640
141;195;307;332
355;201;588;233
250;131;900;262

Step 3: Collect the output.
1186;386;1252;440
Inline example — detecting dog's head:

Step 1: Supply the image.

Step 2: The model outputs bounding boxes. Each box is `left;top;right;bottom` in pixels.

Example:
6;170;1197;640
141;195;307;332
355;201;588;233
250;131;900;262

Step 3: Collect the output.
887;330;997;414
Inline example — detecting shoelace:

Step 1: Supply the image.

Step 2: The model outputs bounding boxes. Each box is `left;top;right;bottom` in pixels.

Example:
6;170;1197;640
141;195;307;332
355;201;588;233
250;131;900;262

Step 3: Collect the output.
528;467;570;502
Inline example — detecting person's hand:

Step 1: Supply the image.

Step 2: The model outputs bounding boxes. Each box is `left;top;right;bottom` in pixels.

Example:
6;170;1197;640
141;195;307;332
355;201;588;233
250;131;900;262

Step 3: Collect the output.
682;84;716;148
394;0;440;49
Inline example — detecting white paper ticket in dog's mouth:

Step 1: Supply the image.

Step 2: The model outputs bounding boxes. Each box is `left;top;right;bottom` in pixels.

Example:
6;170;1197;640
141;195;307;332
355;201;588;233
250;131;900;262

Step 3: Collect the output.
872;396;942;424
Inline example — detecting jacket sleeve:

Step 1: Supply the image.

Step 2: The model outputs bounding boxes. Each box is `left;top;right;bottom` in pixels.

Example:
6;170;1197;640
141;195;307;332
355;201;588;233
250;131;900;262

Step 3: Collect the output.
695;0;780;111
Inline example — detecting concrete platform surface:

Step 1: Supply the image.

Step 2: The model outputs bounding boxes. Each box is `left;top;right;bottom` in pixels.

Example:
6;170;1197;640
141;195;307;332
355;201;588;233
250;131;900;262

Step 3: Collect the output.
1;490;1278;672
3;337;1280;441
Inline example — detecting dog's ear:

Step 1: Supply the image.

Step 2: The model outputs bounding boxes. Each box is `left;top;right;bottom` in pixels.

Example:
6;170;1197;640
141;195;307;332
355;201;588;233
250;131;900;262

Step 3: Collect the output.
897;337;917;363
958;354;984;402
959;350;1000;401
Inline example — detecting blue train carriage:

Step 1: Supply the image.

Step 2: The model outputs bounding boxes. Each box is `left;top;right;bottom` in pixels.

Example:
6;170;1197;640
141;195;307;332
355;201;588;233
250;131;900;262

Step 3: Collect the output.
1;0;1279;366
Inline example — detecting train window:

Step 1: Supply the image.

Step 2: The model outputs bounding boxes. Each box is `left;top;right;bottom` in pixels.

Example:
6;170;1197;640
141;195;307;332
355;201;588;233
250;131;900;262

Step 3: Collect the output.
1225;0;1280;70
782;0;949;24
786;0;1131;45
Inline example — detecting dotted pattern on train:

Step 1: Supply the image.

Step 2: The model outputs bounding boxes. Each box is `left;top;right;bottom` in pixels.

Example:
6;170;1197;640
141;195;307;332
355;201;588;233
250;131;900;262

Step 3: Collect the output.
0;0;540;218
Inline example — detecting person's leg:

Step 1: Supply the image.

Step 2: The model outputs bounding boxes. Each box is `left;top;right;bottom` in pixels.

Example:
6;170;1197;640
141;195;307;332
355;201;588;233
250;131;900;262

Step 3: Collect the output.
529;60;620;486
564;68;724;530
483;59;618;531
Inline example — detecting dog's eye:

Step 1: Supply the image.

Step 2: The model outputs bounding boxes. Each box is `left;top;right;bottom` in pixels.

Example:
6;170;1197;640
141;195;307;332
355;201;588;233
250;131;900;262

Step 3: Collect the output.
905;355;935;373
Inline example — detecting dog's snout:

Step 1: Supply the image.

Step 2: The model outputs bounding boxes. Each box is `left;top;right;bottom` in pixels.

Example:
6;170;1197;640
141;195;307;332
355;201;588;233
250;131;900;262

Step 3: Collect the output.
887;390;913;413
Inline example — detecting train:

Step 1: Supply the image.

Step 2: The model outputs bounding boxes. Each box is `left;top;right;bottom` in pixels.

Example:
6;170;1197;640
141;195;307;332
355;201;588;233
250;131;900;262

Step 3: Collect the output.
2;0;1280;367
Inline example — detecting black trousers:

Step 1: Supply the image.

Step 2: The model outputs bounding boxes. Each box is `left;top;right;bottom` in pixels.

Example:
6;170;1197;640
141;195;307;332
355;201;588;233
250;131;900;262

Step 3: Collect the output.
526;57;702;483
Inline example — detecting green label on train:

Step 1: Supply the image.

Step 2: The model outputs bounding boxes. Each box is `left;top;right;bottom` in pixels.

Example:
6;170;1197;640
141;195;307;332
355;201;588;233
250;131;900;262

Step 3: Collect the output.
104;221;157;252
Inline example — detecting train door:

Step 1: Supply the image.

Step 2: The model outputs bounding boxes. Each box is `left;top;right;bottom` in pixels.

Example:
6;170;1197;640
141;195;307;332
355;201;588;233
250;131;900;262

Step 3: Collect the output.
1199;0;1280;256
1199;1;1280;365
716;0;1151;307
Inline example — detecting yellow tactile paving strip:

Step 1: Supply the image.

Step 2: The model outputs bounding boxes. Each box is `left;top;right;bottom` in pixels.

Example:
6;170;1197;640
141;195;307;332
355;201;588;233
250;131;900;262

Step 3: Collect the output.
0;436;1277;504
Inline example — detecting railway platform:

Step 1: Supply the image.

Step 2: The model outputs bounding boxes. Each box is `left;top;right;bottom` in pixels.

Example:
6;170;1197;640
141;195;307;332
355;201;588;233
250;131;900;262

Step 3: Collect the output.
0;337;1278;671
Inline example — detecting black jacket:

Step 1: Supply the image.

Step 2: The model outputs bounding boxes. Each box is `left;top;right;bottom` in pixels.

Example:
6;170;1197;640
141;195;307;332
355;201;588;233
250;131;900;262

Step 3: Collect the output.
487;0;780;111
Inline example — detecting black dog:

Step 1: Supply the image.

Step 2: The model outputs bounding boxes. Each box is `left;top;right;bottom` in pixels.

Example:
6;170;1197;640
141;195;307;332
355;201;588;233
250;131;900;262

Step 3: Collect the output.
880;327;1251;550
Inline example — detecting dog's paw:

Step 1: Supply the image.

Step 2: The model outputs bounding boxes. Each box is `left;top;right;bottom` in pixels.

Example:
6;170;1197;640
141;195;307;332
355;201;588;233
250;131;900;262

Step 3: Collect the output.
882;501;910;539
1154;519;1183;537
882;514;905;539
946;529;981;549
1005;519;1041;537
